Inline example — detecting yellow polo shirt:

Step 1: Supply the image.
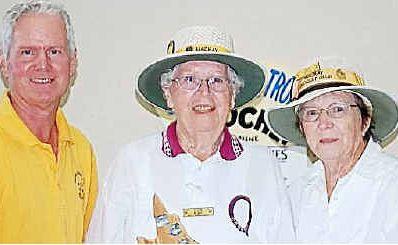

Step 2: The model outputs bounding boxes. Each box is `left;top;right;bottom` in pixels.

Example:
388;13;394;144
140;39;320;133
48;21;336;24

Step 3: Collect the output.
0;92;98;243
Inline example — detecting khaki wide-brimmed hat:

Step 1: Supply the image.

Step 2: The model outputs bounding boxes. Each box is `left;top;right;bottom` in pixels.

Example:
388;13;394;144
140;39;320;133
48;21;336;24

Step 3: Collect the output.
266;62;398;147
135;26;266;118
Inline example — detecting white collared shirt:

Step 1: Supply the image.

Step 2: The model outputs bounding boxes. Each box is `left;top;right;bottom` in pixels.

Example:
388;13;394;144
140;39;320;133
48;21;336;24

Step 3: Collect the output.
87;128;298;243
289;140;398;242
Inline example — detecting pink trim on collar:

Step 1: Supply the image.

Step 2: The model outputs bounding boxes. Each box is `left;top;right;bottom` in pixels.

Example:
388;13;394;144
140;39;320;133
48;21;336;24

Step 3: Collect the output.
161;121;243;160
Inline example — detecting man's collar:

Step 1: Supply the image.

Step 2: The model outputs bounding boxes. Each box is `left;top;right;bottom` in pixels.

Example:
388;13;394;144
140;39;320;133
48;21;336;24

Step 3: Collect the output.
161;121;243;161
0;91;74;145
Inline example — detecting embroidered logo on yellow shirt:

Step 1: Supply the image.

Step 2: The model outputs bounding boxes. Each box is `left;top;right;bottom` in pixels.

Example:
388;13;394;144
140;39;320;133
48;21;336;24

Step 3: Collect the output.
74;171;85;200
182;207;214;217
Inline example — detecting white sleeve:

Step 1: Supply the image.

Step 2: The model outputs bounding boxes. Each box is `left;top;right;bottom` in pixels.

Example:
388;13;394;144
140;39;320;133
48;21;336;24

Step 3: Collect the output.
86;149;135;242
248;147;296;242
272;152;296;242
372;165;398;241
278;146;310;236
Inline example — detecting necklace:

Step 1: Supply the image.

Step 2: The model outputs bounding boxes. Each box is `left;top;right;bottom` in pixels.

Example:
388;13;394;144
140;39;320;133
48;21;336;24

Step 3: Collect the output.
228;195;252;236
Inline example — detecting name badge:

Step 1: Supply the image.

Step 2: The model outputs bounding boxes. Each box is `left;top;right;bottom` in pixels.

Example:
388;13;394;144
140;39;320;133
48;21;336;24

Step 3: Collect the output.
183;207;214;217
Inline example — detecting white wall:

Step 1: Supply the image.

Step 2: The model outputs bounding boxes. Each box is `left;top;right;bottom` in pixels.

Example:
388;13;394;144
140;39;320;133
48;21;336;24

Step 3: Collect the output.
1;0;397;182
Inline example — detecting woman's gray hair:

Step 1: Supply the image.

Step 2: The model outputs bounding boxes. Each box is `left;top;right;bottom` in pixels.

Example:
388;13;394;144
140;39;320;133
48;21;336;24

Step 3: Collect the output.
1;0;76;58
160;63;244;96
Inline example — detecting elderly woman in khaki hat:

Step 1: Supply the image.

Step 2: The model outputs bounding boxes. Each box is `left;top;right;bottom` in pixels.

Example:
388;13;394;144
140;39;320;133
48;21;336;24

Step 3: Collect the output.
87;26;297;243
267;60;398;242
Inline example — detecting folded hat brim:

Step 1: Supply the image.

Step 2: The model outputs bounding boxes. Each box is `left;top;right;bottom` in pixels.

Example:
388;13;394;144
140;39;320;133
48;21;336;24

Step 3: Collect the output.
267;86;398;147
136;51;266;116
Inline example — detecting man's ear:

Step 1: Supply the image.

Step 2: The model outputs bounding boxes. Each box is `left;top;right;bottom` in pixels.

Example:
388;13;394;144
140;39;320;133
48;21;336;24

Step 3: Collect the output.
0;50;10;88
68;49;78;86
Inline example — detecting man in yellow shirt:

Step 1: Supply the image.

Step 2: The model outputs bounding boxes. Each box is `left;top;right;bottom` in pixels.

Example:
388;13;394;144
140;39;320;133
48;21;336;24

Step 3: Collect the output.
0;0;98;242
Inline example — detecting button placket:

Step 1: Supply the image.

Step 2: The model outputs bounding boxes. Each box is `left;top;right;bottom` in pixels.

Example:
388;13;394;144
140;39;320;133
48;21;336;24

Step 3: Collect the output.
183;156;215;206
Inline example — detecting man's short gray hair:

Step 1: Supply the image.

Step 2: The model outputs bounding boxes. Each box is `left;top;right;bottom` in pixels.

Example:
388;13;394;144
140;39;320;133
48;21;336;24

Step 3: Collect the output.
1;0;76;58
160;63;244;97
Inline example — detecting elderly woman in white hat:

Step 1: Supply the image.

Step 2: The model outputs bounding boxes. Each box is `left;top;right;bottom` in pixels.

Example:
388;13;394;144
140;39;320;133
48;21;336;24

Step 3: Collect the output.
267;60;398;242
87;26;295;243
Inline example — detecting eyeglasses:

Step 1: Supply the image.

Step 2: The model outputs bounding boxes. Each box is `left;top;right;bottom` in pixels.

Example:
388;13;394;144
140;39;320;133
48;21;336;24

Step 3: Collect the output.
297;103;359;122
171;75;230;92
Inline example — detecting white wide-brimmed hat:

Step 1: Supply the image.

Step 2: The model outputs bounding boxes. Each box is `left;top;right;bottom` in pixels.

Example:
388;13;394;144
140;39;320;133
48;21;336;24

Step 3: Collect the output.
266;62;398;147
135;26;266;118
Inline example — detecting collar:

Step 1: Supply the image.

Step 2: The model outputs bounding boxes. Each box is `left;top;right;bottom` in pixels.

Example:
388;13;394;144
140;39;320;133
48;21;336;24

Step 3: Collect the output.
350;140;393;179
161;121;243;161
0;91;74;145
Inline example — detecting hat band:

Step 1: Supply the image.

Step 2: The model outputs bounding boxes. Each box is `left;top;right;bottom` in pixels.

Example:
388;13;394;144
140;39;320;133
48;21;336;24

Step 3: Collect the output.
167;43;231;55
297;82;353;99
293;63;365;99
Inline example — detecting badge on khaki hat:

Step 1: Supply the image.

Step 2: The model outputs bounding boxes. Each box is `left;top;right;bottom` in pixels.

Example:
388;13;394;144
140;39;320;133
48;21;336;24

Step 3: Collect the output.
292;61;365;99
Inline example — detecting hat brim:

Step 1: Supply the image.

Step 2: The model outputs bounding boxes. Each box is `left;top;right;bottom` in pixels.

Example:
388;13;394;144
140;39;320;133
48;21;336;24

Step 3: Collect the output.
136;51;266;117
267;86;398;147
